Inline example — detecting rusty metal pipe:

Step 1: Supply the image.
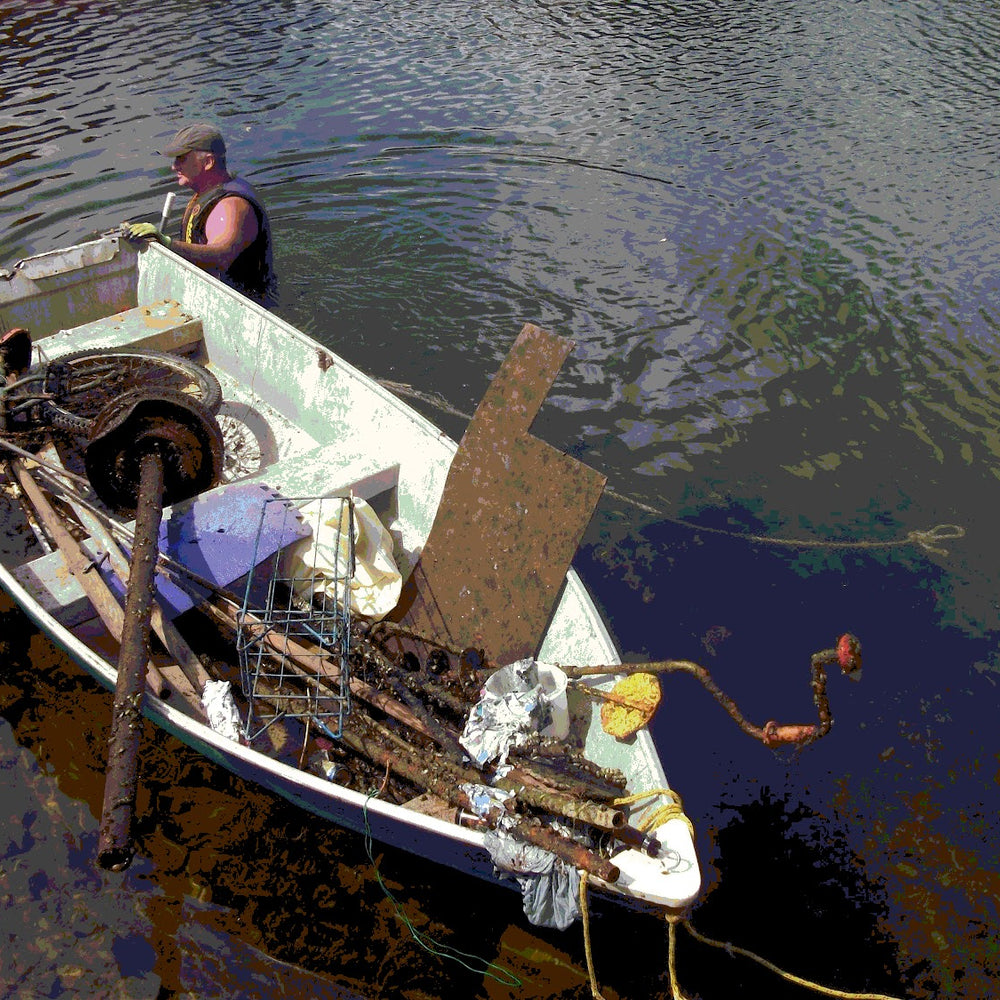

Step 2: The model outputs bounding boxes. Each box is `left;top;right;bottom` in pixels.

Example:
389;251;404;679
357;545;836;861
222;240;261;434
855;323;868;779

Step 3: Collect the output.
561;638;861;750
493;775;626;831
338;722;620;883
97;451;165;872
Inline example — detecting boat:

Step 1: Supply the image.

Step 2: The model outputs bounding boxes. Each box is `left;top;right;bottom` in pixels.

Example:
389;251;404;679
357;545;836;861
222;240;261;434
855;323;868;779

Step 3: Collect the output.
0;231;701;924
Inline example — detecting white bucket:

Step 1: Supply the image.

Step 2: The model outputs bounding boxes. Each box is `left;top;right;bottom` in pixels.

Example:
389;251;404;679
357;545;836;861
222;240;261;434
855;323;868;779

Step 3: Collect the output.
480;660;570;740
538;664;569;740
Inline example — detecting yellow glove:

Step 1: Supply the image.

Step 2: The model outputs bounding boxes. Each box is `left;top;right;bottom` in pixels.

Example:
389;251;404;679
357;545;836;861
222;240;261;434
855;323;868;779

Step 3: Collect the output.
125;222;171;247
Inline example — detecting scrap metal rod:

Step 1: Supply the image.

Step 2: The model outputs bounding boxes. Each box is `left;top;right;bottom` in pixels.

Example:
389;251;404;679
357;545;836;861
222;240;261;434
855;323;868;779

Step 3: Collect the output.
339;720;621;883
70;496;211;694
97;452;165;872
21;467;639;864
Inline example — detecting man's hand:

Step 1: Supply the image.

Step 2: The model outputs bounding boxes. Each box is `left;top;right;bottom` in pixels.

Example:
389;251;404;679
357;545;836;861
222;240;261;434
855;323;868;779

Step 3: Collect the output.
124;222;172;246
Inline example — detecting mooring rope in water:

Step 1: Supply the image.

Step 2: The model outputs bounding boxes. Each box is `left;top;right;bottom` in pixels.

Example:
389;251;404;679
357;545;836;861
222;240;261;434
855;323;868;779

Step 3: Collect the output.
360;793;522;988
665;915;691;1000
377;380;964;557
675;917;906;1000
579;786;698;1000
580;786;906;1000
580;880;691;1000
579;872;607;1000
630;507;964;558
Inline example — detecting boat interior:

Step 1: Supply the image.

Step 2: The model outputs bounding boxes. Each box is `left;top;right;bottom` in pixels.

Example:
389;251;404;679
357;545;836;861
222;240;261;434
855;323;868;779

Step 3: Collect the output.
0;236;703;911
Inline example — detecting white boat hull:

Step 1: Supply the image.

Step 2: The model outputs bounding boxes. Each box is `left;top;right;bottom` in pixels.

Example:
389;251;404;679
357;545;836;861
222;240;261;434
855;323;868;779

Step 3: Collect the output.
0;235;700;912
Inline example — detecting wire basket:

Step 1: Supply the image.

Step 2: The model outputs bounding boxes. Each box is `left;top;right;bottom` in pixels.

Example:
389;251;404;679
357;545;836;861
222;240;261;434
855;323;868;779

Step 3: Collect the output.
237;495;355;743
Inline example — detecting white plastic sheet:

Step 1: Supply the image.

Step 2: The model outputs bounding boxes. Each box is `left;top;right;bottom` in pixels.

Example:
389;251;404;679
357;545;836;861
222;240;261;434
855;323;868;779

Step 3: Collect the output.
200;679;242;743
459;658;569;767
286;497;402;621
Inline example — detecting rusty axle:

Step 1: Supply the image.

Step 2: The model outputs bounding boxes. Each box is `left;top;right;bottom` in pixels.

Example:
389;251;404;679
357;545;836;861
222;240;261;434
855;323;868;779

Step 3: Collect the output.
97;451;165;871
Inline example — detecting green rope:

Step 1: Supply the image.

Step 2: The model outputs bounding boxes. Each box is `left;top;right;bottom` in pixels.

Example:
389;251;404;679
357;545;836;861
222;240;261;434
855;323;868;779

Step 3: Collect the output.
361;793;522;988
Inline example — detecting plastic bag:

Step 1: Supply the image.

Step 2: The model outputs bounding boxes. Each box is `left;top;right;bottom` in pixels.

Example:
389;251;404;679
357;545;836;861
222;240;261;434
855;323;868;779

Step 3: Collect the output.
286;497;402;620
460;658;569;767
484;829;582;930
201;680;242;742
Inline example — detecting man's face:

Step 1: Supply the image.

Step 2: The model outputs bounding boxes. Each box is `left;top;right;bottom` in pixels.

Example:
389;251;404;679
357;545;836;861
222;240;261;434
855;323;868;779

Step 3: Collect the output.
172;150;212;190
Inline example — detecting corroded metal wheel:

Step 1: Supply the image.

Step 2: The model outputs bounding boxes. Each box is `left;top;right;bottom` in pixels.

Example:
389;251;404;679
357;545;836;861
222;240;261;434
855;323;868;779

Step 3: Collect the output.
40;348;222;434
84;387;224;513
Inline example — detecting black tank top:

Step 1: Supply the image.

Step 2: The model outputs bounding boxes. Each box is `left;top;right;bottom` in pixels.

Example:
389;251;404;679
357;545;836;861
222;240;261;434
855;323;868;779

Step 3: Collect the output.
180;177;278;308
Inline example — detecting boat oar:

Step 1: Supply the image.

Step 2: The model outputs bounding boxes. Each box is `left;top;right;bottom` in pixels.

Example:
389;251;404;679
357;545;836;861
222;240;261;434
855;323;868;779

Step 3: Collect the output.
3;457;54;552
82;388;223;871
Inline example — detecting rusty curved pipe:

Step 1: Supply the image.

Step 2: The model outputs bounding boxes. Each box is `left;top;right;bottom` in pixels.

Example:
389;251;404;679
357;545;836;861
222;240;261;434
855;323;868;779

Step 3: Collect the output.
561;634;862;749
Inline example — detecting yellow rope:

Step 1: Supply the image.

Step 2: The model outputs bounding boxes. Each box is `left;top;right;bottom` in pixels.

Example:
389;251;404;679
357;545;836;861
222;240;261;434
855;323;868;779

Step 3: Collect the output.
665;915;691;1000
613;786;695;838
578;787;696;998
578;871;607;999
584;788;903;1000
680;919;906;1000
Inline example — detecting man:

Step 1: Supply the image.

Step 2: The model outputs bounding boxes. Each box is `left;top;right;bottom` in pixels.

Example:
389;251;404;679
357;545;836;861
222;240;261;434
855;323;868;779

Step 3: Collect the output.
126;123;278;308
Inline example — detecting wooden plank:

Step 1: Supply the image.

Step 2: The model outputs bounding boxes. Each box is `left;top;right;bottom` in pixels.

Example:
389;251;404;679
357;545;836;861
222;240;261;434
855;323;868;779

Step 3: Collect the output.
39;298;204;357
8;459;207;720
8;459;170;698
69;496;212;693
34;440;212;694
235;441;400;501
392;324;607;665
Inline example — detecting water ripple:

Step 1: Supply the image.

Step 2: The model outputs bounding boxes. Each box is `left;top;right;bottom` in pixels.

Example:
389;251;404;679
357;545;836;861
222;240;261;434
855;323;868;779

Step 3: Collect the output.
2;0;1000;524
3;3;1000;997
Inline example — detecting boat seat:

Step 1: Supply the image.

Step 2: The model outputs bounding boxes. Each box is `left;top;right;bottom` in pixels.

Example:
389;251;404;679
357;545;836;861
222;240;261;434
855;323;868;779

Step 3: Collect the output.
11;537;109;629
37;299;204;360
12;480;318;629
235;441;400;504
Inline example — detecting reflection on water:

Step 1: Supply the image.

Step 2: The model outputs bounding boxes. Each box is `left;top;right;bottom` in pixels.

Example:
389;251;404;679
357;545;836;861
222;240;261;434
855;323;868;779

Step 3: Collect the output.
2;0;1000;997
0;605;681;999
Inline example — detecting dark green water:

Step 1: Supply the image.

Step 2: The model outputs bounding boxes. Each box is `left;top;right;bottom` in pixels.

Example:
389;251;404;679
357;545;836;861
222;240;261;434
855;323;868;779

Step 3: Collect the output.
2;1;999;997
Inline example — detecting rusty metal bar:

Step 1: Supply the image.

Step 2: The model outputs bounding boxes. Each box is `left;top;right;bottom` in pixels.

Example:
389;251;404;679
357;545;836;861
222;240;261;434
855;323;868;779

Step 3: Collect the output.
493;775;626;831
97;451;165;871
338;720;619;883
